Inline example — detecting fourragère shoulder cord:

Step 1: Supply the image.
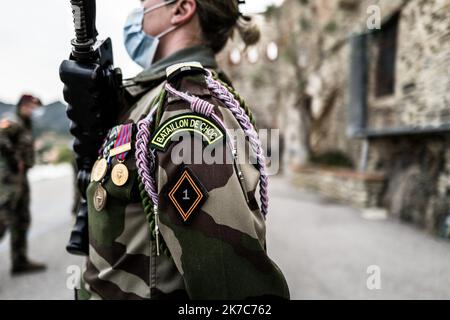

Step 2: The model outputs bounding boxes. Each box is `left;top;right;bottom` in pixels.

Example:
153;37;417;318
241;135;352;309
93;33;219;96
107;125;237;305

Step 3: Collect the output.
135;71;270;255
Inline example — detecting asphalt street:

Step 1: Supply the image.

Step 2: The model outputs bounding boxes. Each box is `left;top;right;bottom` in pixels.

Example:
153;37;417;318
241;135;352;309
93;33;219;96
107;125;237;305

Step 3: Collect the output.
0;165;449;300
0;165;83;300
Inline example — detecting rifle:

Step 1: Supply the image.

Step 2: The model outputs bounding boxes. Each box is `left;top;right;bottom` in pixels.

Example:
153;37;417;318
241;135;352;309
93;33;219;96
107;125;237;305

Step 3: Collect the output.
61;0;122;255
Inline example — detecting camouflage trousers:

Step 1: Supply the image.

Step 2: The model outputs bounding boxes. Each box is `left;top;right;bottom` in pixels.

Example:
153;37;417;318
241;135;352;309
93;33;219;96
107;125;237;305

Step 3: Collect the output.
0;177;30;267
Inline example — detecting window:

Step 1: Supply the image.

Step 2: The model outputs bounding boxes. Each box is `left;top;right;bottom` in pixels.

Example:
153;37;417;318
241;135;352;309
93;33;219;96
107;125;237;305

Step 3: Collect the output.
266;42;279;62
375;13;400;97
246;47;259;64
229;48;242;65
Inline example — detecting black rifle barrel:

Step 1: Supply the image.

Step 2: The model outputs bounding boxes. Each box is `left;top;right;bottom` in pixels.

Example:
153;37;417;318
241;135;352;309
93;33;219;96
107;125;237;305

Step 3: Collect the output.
70;0;98;59
66;0;99;256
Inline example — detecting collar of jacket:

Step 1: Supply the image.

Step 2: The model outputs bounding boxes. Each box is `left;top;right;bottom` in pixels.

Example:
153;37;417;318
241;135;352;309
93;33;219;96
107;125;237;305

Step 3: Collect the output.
124;45;218;98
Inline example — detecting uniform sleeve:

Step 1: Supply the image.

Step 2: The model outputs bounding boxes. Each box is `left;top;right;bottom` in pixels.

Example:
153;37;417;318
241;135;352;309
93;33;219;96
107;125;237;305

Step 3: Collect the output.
0;122;21;171
16;127;35;169
154;75;290;300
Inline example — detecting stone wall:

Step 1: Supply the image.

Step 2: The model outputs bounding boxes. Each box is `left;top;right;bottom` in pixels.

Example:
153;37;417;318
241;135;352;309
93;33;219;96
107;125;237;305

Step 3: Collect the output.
368;0;450;130
218;0;450;234
367;135;450;232
292;166;385;208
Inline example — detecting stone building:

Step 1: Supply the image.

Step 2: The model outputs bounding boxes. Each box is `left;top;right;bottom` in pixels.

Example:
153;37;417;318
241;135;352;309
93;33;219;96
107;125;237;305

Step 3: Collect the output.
219;0;450;235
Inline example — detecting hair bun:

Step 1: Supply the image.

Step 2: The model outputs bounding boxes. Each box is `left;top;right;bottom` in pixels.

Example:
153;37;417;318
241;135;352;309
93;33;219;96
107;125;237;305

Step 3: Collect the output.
236;15;261;47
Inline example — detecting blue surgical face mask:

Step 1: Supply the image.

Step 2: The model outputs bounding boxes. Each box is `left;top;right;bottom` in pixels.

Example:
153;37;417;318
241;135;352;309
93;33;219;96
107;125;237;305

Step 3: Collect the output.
124;0;177;69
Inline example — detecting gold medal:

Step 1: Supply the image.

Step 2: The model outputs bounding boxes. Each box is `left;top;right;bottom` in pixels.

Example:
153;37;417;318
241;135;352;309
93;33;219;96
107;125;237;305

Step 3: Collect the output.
93;184;107;212
91;158;108;182
111;163;129;187
90;160;99;182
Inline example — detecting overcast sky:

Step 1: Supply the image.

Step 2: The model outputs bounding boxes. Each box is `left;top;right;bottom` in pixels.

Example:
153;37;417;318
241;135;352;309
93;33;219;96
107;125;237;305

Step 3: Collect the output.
0;0;284;105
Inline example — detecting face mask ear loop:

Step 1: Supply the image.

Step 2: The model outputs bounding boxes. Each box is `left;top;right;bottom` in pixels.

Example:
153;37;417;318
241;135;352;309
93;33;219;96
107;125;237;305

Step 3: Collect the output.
143;0;179;39
156;25;178;39
143;0;177;15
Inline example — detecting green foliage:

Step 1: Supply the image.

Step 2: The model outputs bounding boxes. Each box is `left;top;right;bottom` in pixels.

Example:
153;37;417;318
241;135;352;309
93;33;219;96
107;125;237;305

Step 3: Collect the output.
250;67;268;89
56;145;75;164
298;0;309;5
37;141;53;155
324;21;338;33
300;17;311;31
280;41;297;66
264;5;280;19
311;150;354;169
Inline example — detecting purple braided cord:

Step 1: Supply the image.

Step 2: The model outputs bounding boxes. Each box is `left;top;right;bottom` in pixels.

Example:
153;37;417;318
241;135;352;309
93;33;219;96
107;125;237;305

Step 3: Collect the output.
204;73;269;216
136;111;159;206
165;80;269;216
165;83;235;152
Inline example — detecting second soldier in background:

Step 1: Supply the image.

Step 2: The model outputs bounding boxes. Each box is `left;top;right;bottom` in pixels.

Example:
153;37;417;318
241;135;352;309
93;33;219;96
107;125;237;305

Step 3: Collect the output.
0;94;47;275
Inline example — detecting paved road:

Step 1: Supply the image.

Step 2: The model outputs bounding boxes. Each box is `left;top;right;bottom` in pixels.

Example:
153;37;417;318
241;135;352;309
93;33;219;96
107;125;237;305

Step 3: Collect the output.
267;177;450;299
0;166;449;299
0;165;83;300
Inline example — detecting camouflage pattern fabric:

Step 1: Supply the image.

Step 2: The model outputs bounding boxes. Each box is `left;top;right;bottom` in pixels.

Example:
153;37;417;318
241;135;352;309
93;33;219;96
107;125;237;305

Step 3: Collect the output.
155;73;290;299
0;112;34;266
80;90;186;300
0;112;35;170
0;157;11;241
78;49;289;300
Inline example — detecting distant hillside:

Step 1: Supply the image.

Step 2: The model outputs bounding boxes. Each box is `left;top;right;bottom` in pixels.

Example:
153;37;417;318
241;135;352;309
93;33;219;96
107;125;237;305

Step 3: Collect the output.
0;100;71;137
0;101;14;117
33;101;70;137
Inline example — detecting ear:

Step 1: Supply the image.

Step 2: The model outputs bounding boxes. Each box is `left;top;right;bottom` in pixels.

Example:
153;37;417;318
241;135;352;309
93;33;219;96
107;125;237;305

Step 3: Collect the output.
170;0;197;25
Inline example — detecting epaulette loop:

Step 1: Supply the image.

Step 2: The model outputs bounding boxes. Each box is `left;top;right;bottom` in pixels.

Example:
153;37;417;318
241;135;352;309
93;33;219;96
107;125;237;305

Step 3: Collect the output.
166;62;207;83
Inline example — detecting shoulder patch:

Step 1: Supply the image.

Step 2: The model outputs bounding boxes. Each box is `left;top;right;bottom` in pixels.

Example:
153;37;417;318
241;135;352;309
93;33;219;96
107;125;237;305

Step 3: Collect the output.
150;114;224;151
166;167;208;223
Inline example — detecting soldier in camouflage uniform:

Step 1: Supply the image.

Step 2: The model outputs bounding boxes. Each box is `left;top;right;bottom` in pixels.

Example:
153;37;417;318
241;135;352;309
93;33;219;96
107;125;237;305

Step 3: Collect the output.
0;94;47;275
63;0;289;299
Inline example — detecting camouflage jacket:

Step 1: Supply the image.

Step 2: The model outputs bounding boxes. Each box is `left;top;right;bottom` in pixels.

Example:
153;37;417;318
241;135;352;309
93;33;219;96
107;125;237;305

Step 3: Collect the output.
79;46;290;300
0;112;35;174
